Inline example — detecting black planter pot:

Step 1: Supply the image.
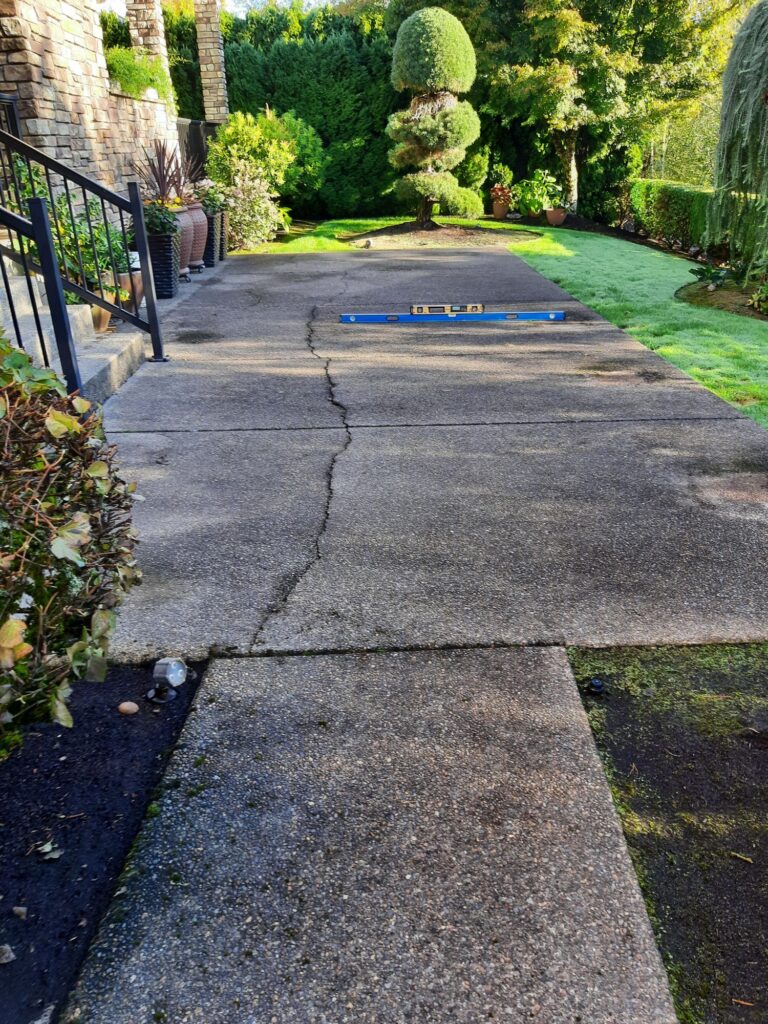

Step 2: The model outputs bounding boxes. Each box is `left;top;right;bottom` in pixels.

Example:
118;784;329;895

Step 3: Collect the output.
219;211;229;261
204;211;221;268
148;232;180;300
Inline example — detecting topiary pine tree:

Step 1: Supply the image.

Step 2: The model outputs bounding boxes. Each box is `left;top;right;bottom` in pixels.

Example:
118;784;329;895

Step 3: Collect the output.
708;0;768;272
387;7;481;227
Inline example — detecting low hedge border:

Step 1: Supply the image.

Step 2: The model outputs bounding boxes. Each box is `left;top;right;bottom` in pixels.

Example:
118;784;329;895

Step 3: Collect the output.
628;179;712;250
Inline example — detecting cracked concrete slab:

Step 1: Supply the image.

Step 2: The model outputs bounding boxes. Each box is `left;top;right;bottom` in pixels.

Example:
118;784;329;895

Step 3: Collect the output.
65;648;676;1024
310;318;739;427
109;428;346;661
257;418;768;653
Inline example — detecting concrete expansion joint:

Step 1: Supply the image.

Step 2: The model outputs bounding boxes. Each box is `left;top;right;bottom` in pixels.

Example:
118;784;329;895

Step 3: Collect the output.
237;637;570;661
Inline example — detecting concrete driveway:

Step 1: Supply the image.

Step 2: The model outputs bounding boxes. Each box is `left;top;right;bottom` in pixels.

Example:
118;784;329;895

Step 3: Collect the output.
67;245;768;1023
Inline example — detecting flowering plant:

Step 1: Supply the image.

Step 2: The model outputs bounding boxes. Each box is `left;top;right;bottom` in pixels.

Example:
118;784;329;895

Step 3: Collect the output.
223;158;282;250
193;178;226;215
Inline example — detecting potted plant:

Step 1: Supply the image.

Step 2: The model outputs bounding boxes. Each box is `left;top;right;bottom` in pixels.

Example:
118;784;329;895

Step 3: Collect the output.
490;183;513;220
195;179;226;267
142;200;181;299
516;170;567;224
134;141;194;283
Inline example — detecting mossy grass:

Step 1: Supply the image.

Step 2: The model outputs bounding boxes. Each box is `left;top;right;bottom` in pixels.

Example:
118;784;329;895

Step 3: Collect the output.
570;643;768;1023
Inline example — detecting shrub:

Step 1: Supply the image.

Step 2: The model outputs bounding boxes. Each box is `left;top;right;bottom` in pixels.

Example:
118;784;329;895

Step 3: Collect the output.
222;158;282;249
388;8;479;226
455;141;490;198
0;339;141;753
628;179;712;248
222;32;399;217
446;185;483;217
207;111;296;192
391;7;476;94
251;109;327;213
105;46;174;105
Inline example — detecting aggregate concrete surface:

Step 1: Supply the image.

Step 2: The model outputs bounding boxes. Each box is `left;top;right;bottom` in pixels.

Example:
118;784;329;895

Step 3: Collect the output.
65;243;768;1022
65;649;676;1024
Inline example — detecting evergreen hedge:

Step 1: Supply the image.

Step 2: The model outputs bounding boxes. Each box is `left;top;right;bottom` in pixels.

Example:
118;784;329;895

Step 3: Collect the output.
628;179;712;248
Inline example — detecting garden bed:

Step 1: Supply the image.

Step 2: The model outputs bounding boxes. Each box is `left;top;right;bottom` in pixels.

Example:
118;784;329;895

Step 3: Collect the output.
570;644;768;1024
677;280;768;322
0;663;204;1024
349;221;541;248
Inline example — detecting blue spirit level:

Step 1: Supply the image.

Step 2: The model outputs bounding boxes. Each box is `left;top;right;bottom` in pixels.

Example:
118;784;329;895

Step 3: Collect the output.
340;310;566;324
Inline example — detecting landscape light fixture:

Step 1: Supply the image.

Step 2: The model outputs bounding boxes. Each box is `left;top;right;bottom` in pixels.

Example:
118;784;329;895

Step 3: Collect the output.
147;657;189;704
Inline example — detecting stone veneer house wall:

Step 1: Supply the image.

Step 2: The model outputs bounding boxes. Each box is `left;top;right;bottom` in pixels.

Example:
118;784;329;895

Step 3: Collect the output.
0;0;179;193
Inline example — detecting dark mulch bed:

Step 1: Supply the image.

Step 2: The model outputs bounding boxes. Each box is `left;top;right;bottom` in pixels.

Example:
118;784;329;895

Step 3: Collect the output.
570;645;768;1024
0;663;204;1024
676;280;768;322
349;220;540;248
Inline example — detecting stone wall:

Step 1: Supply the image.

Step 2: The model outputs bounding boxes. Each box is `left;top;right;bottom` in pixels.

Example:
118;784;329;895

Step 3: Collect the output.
0;0;178;194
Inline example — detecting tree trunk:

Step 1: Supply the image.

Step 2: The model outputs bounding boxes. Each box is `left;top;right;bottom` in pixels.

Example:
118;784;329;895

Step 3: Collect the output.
416;195;436;228
555;133;579;212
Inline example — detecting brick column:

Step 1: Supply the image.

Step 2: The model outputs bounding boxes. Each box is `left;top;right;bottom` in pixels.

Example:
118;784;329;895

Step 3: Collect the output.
193;0;229;124
125;0;169;64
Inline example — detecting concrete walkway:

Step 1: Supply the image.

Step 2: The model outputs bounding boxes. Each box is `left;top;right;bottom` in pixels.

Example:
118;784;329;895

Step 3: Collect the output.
68;246;768;1022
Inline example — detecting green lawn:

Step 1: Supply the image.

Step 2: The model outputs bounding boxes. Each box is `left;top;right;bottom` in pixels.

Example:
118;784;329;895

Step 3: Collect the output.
249;217;768;429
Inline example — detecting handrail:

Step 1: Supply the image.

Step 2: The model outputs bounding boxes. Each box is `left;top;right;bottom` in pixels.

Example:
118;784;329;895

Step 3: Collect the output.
0;128;164;360
0;196;81;393
0;129;132;210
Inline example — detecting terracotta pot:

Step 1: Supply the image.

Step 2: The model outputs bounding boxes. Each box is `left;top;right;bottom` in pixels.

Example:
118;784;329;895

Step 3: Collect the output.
187;201;208;272
90;291;116;334
545;207;568;227
174;207;193;280
118;270;144;315
492;200;510;221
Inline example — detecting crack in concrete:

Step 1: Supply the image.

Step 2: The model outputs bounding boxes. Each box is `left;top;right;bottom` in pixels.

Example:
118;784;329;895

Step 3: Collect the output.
250;304;353;650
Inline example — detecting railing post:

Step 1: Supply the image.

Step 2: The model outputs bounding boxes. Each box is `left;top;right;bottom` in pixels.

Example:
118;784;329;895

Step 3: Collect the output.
127;180;167;362
27;196;82;395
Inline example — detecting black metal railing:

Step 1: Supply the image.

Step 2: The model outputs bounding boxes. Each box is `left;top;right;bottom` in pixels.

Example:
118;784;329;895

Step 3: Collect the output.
0;127;164;363
0;197;81;392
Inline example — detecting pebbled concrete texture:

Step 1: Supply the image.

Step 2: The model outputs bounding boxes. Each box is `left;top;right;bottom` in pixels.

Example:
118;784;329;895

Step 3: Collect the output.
85;243;768;1021
109;428;346;661
65;648;677;1024
310;317;740;427
257;417;768;653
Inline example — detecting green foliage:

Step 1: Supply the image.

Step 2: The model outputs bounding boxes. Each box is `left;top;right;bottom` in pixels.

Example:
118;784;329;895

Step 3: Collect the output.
0;339;141;750
708;0;768;272
193;178;226;215
142;200;180;236
388;8;479;223
689;263;728;288
455;141;489;197
516;170;564;216
629;179;711;248
207;111;295;191
162;4;204;119
105;47;174;105
646;95;721;188
253;109;327;213
391;7;476;94
222;158;282;250
387;98;479;171
99;11;131;49
222;31;398;216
